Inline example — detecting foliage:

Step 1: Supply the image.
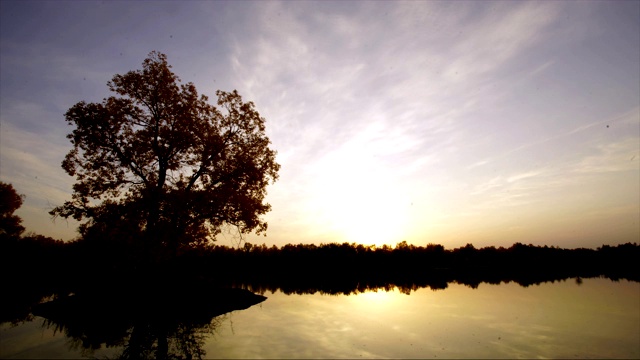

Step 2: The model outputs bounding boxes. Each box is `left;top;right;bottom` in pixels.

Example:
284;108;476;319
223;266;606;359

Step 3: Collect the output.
0;181;25;239
50;51;280;256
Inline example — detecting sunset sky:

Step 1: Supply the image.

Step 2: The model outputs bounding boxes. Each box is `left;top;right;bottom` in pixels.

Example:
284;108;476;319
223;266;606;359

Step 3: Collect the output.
1;1;638;249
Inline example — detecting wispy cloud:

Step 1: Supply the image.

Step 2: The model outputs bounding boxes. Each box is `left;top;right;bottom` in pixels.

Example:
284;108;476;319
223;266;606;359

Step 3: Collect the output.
573;138;640;174
567;107;640;136
440;2;561;81
507;171;543;183
0;122;79;239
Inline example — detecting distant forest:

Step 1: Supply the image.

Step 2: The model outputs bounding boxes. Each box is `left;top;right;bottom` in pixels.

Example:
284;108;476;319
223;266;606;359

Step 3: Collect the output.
2;235;638;325
3;235;638;291
184;241;640;293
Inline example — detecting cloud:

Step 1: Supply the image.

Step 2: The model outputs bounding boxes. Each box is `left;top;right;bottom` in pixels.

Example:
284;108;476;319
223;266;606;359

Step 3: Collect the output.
440;2;561;81
226;1;566;161
470;176;504;196
0;121;78;239
573;138;640;174
567;107;640;136
507;171;542;183
527;60;556;78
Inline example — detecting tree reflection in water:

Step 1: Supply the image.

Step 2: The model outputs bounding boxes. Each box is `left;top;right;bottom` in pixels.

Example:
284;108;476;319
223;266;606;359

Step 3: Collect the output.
31;276;266;359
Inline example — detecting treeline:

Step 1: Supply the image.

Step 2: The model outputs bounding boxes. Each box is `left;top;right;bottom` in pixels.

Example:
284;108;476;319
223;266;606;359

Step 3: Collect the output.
1;236;639;324
3;237;638;288
3;237;639;283
176;241;639;294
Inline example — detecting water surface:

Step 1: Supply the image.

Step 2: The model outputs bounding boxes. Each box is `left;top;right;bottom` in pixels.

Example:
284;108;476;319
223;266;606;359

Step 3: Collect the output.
1;277;638;358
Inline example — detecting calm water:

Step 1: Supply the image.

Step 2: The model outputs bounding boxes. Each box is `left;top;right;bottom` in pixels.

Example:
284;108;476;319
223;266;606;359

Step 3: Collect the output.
1;277;638;359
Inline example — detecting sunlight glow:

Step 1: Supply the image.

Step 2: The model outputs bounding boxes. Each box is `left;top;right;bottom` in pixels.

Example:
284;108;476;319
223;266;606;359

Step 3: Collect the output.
357;288;400;302
308;128;411;246
347;288;408;314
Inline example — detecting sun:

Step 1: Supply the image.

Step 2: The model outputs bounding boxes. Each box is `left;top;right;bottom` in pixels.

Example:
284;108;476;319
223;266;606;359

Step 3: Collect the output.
307;142;411;247
330;184;409;246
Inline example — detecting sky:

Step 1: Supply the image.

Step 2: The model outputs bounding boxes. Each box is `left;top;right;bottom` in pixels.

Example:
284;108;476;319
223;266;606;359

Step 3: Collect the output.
1;1;638;249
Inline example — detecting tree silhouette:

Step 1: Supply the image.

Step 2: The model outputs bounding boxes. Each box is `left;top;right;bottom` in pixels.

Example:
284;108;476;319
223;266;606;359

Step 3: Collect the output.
50;51;280;259
0;181;25;239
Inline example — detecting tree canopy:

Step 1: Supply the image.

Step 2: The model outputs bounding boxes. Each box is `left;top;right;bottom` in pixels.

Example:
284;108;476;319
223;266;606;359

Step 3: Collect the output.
0;181;25;239
51;51;280;256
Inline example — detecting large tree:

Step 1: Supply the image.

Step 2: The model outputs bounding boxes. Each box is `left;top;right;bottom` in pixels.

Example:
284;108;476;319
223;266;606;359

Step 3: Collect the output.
51;51;280;256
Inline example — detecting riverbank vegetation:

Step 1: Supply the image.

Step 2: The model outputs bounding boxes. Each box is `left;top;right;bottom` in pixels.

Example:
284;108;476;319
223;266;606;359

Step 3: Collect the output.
3;234;638;294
